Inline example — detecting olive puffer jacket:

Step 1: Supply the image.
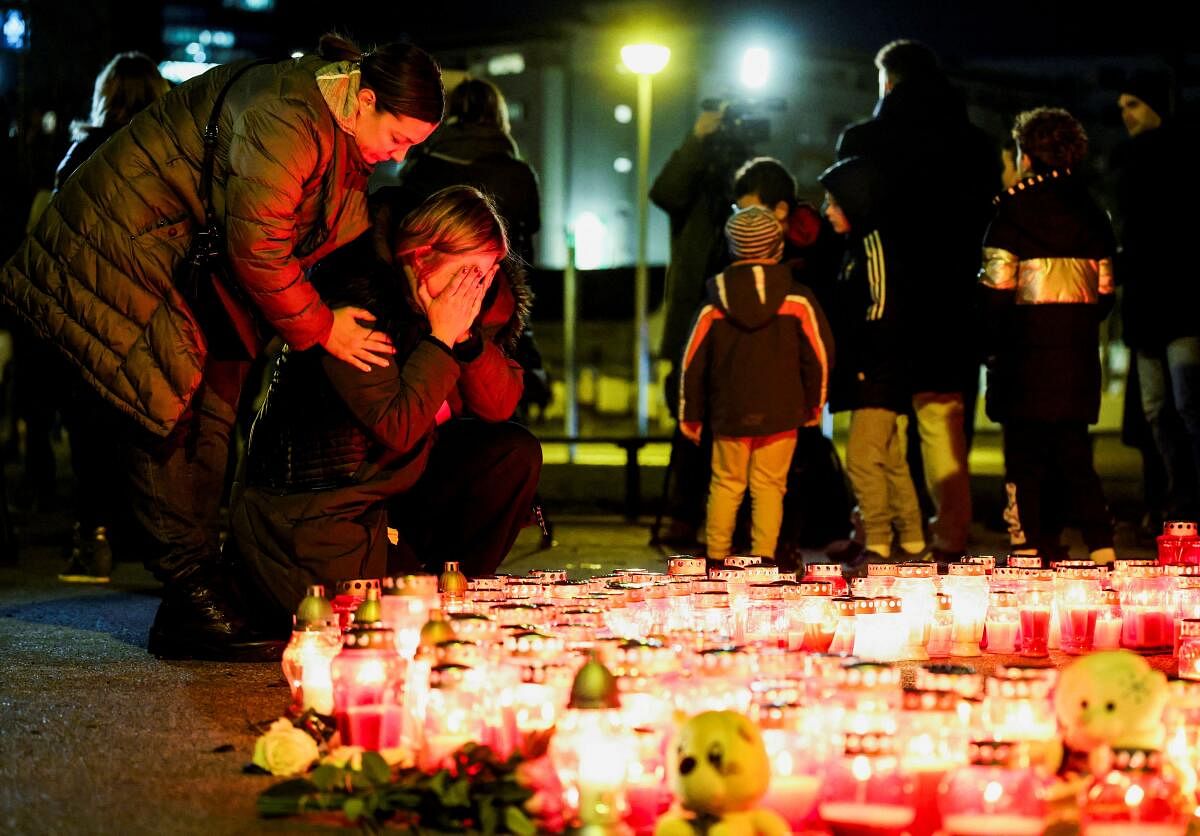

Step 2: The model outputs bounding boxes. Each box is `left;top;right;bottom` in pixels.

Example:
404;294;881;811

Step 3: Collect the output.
0;56;371;437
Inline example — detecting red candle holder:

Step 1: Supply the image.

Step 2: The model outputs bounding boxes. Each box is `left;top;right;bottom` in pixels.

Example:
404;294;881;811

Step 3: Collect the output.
330;623;404;751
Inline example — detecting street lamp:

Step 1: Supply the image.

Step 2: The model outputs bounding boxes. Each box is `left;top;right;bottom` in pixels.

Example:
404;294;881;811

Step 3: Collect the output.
621;43;669;436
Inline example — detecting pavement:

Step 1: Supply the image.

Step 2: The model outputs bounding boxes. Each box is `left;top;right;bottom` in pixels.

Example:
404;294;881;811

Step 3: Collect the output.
0;432;1163;834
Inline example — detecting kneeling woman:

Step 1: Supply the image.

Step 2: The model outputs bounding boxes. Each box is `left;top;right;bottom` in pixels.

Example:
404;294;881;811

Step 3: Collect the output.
232;186;541;619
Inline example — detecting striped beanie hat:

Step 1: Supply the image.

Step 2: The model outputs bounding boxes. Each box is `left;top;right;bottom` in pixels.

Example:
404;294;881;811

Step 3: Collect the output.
724;205;784;262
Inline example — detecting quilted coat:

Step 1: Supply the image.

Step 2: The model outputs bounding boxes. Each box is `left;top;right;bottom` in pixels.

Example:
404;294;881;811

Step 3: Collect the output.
0;56;372;436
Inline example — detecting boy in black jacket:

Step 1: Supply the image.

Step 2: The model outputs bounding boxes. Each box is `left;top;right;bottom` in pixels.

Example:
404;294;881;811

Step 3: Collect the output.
679;206;833;559
980;108;1117;563
820;156;927;560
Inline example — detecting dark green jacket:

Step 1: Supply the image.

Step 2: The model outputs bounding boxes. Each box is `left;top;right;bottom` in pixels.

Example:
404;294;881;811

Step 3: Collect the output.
0;57;371;436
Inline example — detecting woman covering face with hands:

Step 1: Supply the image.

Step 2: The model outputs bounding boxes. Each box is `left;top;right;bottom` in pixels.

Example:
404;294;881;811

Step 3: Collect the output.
231;186;542;625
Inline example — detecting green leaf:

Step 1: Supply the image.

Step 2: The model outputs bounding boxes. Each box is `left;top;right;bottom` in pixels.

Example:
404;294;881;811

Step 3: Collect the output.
504;804;536;836
344;797;365;822
429;770;449;801
478;801;498;836
309;764;344;792
360;751;392;786
442;778;471;808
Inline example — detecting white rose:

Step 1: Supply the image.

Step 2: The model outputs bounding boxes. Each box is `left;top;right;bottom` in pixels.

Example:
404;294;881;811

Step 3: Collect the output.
252;718;320;776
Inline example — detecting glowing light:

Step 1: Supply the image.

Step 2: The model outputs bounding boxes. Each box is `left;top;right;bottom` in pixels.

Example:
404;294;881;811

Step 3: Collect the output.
1124;783;1145;807
3;9;27;49
291;51;304;59
158;61;218;84
614;104;633;124
850;755;873;783
620;44;670;76
740;46;770;90
613;157;633;174
487;53;525;76
983;780;1004;805
354;658;387;686
571;212;608;270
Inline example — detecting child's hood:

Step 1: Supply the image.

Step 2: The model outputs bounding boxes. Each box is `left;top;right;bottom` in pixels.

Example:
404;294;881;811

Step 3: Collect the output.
706;262;794;330
818;155;883;231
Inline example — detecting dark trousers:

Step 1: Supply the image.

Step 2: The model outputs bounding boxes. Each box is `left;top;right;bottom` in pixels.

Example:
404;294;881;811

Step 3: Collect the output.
1002;419;1112;554
122;359;251;584
663;362;711;531
387;419;542;577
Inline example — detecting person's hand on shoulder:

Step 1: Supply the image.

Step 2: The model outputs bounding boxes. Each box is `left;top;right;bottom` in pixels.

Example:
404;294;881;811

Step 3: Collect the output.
322;308;395;372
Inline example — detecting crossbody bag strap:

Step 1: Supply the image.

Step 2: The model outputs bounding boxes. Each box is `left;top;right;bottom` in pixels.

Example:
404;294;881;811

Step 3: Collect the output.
197;57;276;229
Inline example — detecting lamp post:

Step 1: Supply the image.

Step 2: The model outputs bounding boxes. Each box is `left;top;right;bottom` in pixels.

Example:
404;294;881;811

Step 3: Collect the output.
620;43;669;436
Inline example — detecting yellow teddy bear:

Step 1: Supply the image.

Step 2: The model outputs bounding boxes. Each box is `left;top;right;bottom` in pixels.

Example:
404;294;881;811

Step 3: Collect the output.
1054;649;1168;775
655;711;791;836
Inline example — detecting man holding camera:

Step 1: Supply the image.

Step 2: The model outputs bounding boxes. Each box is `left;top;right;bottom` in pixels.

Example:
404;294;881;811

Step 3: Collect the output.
836;40;998;561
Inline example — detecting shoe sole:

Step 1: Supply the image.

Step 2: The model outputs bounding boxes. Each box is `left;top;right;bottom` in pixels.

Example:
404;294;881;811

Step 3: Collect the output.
147;627;285;663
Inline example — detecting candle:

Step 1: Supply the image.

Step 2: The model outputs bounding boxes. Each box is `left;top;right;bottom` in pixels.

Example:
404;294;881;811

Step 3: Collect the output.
344;704;405;750
762;773;821;831
927;620;953;656
984;618;1019;654
1018;607;1050;657
300;664;334;715
625;779;669;834
1094;613;1122;650
1061;606;1099;655
942;814;1045;835
818;801;916;832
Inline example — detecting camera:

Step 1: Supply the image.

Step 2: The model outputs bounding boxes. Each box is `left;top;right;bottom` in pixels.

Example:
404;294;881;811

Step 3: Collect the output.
701;97;771;145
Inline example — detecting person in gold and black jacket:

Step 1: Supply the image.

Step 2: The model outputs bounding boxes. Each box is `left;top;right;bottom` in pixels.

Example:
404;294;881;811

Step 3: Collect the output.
980;108;1117;564
232;187;540;626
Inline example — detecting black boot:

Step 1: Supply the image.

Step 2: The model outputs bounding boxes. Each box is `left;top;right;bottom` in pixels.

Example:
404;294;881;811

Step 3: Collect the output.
147;572;285;662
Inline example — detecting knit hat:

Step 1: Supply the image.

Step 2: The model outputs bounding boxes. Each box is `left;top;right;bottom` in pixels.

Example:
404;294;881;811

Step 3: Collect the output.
725;205;784;262
1121;70;1171;121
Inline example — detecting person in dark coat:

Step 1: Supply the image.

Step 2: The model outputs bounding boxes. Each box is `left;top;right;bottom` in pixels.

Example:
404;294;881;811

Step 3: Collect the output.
820;156;926;559
377;77;549;417
48;52;170;583
837;39;998;559
1112;73;1200;519
0;34;443;660
980;108;1116;563
232;186;540;624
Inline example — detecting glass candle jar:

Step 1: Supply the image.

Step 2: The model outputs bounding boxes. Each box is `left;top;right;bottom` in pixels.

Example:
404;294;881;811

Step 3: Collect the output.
330;623;405;751
1006;555;1044;570
282;626;342;716
855;597;905;663
928;593;954;657
1173;579;1200;655
938;740;1049;835
945;564;989;657
1080;748;1190;836
806;562;849;595
962;555;998;574
899;689;971;836
381;574;439;659
1055;567;1104;654
1177;619;1200;681
1159;521;1200;566
829;597;861;656
1094;588;1124;651
1121;566;1174;654
819;732;916;835
745;584;789;648
421;663;486;769
675;646;753;715
667;555;706;577
756;703;826;831
796;591;839;653
893;564;937;662
985;590;1020;654
982;666;1059;774
1017;573;1053;658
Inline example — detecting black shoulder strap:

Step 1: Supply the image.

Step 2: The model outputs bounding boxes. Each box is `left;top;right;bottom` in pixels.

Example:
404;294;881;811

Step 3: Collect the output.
198;58;276;227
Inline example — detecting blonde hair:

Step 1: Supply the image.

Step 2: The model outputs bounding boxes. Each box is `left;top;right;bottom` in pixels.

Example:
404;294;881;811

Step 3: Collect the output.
89;52;169;129
381;186;508;268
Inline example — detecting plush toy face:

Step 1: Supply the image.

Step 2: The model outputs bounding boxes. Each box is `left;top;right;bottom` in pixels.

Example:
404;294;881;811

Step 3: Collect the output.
669;711;772;816
1054;650;1168;752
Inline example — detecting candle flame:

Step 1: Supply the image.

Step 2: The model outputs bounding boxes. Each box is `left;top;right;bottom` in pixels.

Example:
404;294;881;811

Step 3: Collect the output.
1124;784;1145;807
983;781;1004;805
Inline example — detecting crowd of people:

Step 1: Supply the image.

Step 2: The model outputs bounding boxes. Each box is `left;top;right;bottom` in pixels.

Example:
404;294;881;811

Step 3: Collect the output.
0;35;1192;663
654;40;1195;573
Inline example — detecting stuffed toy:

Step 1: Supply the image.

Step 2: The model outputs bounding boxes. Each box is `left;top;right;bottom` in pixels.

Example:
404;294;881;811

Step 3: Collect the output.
1054;649;1168;774
655;710;790;836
